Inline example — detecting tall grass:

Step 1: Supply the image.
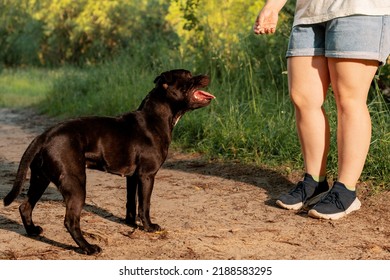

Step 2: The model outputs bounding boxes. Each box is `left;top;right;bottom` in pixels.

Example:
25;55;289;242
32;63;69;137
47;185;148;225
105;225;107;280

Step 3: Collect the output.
1;34;389;188
40;61;154;117
0;68;54;107
365;71;390;190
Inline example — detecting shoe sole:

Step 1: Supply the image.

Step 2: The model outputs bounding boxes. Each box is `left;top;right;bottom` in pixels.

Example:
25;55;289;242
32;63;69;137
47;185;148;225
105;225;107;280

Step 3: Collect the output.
275;200;303;210
308;198;361;220
276;191;329;211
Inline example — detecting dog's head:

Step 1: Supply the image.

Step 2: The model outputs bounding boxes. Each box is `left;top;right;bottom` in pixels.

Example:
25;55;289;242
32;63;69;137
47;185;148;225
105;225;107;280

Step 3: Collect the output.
153;69;215;110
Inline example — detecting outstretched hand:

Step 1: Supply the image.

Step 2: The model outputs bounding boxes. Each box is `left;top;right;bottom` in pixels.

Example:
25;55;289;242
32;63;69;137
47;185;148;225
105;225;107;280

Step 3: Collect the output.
253;7;279;35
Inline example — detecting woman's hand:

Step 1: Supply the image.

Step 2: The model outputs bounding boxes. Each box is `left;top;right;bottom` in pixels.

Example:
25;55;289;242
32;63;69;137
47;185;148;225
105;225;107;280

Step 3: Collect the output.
253;0;287;35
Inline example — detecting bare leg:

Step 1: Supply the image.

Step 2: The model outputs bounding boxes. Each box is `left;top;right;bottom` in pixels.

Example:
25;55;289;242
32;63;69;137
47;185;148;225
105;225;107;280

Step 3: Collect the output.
275;56;331;210
328;58;378;188
288;56;331;178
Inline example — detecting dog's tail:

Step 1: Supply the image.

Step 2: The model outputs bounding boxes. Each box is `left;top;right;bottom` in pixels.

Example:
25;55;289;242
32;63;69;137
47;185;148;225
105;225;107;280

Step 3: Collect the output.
3;135;44;206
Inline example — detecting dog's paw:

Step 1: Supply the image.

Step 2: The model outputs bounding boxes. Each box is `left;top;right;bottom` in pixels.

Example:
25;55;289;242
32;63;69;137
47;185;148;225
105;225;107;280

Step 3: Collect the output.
26;225;43;236
124;217;138;229
83;244;102;255
144;223;161;233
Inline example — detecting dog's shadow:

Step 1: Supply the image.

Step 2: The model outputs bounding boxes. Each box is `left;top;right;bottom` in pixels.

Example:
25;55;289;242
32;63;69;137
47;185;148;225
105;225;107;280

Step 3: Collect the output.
161;153;295;207
0;215;82;255
0;201;125;255
0;153;296;255
0;169;126;255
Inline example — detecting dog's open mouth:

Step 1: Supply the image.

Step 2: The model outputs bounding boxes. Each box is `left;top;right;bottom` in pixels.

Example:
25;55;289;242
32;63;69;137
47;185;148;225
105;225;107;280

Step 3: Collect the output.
193;90;215;102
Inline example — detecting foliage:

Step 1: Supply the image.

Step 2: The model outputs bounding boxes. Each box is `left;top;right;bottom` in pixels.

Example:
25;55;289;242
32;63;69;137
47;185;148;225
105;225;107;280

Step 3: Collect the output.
0;0;177;66
40;56;157;117
1;0;389;187
0;0;42;66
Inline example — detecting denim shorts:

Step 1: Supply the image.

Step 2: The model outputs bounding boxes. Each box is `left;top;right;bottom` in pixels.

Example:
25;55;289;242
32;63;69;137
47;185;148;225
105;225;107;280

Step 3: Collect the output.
286;15;390;65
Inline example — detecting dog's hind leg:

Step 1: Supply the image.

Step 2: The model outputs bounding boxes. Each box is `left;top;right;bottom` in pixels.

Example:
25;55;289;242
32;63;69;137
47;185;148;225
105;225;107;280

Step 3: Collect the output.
61;174;101;255
19;164;50;236
125;174;138;228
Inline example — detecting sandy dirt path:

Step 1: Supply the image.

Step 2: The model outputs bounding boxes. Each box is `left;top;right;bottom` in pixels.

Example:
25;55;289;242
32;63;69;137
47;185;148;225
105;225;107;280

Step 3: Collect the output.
1;108;390;260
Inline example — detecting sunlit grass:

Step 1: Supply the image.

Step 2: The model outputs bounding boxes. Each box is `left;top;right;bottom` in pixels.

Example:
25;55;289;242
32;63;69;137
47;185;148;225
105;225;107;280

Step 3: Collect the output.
0;68;56;107
1;39;388;188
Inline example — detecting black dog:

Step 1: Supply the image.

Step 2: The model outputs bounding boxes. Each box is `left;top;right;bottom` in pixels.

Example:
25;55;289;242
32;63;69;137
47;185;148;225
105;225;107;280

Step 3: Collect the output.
3;69;215;255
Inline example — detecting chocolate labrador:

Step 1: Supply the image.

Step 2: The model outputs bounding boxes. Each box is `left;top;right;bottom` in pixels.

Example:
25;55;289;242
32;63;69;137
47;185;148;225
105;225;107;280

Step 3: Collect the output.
3;69;215;255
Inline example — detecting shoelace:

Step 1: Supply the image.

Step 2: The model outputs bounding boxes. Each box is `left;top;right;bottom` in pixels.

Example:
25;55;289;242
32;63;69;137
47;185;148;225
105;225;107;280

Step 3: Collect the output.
288;181;307;200
320;190;344;210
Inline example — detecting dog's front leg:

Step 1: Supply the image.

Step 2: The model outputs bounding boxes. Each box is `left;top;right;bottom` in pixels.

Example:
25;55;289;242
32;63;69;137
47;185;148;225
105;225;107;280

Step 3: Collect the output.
137;174;161;232
125;174;138;228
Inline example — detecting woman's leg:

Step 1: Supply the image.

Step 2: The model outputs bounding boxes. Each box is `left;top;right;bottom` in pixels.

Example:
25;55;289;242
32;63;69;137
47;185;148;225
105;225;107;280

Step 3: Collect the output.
328;58;378;189
308;58;378;220
275;56;331;210
288;56;331;178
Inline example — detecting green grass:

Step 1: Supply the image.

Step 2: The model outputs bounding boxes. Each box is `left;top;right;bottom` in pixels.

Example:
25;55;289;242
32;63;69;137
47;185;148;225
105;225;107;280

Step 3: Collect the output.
38;49;199;118
0;68;56;107
364;77;390;190
1;41;389;189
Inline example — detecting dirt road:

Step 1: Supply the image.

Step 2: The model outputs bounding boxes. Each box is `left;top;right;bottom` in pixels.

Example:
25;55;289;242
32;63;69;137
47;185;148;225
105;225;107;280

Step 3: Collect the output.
1;108;389;260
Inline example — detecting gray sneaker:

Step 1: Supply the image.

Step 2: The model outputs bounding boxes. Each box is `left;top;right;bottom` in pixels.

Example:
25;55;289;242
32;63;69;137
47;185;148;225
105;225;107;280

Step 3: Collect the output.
276;174;329;210
308;181;361;220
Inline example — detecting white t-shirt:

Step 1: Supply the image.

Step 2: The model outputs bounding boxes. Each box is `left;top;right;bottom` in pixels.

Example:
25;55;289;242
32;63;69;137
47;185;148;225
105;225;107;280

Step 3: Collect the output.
293;0;390;26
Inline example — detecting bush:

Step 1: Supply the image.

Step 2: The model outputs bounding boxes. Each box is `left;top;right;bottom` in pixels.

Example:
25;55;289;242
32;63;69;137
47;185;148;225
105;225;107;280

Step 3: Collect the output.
2;0;389;187
0;0;178;66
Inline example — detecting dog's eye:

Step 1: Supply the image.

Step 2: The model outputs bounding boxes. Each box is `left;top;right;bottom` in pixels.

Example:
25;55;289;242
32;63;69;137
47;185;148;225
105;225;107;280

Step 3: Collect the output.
182;82;195;92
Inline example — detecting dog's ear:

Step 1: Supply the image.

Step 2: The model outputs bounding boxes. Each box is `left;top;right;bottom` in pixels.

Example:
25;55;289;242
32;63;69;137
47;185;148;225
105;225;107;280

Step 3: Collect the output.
154;72;173;90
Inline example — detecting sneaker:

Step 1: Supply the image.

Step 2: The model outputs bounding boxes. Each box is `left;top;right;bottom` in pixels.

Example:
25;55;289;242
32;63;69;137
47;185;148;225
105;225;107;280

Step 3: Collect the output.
276;174;329;210
308;182;361;220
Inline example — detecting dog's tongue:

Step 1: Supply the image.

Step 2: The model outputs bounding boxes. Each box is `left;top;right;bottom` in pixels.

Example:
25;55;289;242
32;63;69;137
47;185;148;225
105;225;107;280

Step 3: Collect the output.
194;90;215;101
